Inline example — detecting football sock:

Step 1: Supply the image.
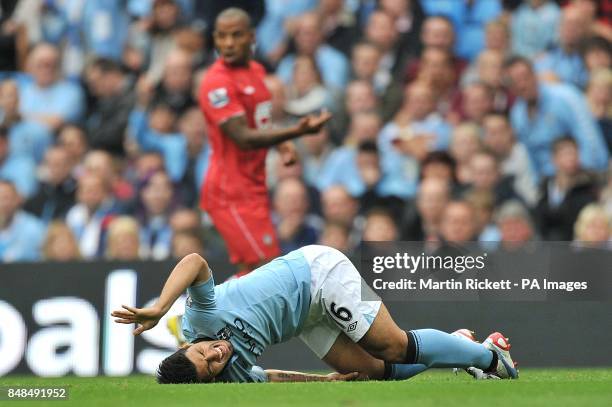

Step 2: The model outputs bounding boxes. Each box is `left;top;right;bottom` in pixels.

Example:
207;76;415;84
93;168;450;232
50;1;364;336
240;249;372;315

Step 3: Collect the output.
405;329;494;369
383;362;428;380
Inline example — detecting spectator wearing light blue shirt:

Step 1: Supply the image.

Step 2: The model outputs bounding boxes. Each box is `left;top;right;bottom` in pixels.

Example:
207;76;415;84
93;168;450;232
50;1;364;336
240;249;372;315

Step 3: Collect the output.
505;56;609;178
256;0;317;63
378;81;452;199
534;6;590;89
318;112;384;197
0;180;45;262
18;43;85;132
128;104;188;183
276;12;349;91
511;0;561;59
0;129;37;198
420;0;502;61
0;79;53;164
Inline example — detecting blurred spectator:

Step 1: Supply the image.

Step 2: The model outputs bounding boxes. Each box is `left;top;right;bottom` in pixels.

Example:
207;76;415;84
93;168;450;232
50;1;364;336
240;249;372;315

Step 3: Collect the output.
378;0;425;58
570;0;612;43
482;113;538;205
535;136;599;240
41;220;81;261
299;127;334;189
169;207;201;233
350;41;403;121
318;111;382;196
83;150;133;203
0;1;27;71
58;124;89;172
423;0;503;60
25;146;76;222
128;88;187;182
172;230;205;258
65;172;122;259
315;0;360;56
276;12;349;90
401;177;451;241
318;221;351;253
0;180;45;261
581;36;612;74
420;151;458;187
356;141;404;217
0;124;37;198
535;5;590;88
127;0;184;83
405;16;467;83
137;170;176;259
467;149;519;206
495;200;536;250
449;122;482;185
585;69;612;152
0;79;52;163
504;56;609;177
483;19;511;56
364;10;407;80
511;0;561;58
85;58;135;155
177;107;210;207
362;208;398;241
573;203;611;247
19;43;85;131
439;200;478;243
461;50;514;113
321;185;362;245
284;55;336;117
465;189;500;244
273;177;320;253
150;48;196;115
106;216;142;261
264;75;292;127
452;82;495;124
379;81;451;199
415;47;461;117
330;79;379;144
255;0;316;65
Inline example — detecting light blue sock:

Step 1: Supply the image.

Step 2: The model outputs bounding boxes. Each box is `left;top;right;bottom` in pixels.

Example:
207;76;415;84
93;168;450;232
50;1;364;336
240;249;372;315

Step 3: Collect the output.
411;329;493;369
386;363;428;380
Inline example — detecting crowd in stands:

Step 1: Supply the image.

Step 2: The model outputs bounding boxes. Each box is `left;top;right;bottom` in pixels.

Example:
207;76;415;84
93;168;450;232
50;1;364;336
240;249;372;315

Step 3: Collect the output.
1;0;611;264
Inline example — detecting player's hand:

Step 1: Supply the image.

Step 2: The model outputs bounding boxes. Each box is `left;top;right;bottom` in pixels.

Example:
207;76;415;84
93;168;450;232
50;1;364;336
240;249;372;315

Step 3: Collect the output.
111;304;163;336
326;372;360;382
296;111;332;135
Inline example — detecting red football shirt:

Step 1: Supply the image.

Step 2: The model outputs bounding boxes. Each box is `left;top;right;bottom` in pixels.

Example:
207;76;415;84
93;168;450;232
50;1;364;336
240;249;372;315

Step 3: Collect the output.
198;59;273;209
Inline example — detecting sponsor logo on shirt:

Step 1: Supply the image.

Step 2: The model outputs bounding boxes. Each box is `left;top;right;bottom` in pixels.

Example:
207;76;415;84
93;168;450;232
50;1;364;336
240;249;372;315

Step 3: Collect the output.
208;87;230;108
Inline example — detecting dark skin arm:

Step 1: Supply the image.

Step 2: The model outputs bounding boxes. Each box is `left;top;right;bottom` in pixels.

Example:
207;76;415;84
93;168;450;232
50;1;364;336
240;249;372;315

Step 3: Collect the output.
265;370;360;383
220;111;331;150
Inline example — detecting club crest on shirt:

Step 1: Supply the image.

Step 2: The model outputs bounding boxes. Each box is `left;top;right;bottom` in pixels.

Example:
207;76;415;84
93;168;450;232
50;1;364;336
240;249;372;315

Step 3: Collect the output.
208;87;229;108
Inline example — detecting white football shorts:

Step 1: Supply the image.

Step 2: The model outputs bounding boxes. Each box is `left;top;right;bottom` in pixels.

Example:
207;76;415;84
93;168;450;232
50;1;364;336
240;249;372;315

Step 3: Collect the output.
297;245;382;359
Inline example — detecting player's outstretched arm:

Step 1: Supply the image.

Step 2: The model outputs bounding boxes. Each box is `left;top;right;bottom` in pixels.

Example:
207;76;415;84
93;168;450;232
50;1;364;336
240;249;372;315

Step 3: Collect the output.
264;370;360;383
111;253;211;335
220;111;331;150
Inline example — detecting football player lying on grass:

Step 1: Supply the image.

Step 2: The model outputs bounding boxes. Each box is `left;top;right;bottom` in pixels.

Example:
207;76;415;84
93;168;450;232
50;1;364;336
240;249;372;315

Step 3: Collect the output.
111;245;518;383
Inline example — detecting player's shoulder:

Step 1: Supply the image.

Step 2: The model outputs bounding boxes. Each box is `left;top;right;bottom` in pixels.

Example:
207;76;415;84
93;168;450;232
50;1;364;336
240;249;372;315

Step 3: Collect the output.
201;60;233;87
249;60;267;76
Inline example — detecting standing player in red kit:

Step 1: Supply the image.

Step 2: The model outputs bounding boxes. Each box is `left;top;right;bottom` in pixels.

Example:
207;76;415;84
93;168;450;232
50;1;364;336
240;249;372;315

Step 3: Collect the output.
199;8;331;275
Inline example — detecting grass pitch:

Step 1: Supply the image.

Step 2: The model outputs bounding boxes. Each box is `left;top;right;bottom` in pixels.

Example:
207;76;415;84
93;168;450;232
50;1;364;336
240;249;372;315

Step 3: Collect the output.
2;369;611;407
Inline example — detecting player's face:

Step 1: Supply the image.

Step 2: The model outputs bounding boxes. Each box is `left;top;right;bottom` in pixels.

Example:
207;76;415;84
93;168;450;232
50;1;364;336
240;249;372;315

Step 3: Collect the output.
214;17;253;66
184;340;234;382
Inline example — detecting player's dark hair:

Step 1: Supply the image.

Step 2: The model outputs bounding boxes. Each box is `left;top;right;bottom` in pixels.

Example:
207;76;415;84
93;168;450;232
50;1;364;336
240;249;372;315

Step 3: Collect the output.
156;348;200;384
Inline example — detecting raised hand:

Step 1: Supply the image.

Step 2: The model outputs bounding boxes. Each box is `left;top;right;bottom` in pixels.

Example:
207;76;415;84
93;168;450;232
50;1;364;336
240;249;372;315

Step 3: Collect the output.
111;304;164;336
296;111;332;135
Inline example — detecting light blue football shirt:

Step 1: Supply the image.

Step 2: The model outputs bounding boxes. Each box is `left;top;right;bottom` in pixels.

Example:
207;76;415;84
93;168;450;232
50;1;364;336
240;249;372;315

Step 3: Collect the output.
181;249;312;382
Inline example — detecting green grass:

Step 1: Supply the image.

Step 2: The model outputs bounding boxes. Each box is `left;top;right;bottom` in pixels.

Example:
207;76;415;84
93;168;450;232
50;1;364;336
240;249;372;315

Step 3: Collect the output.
2;369;612;407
